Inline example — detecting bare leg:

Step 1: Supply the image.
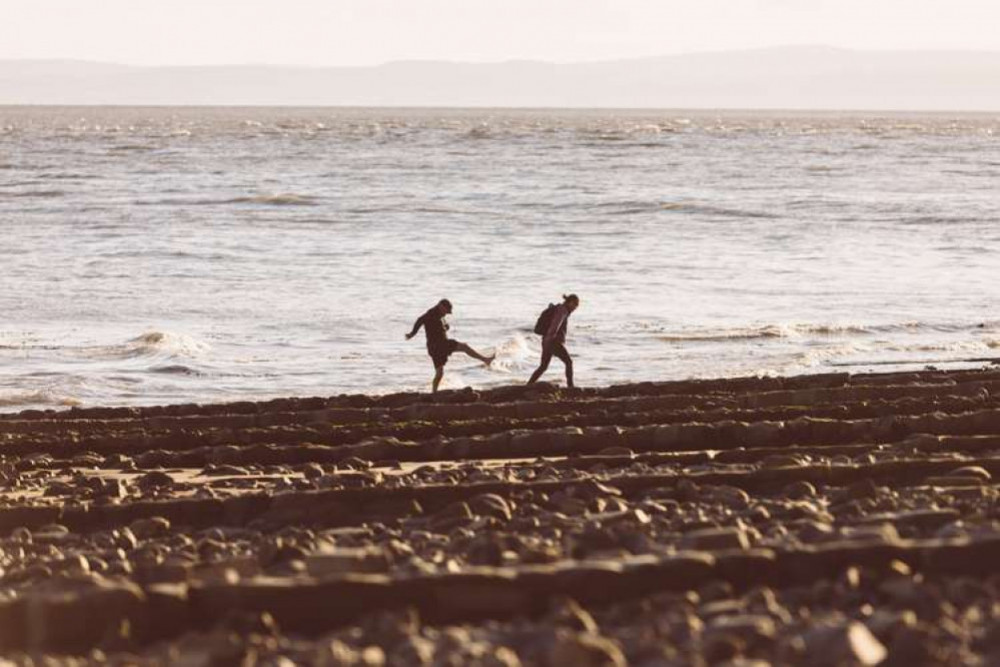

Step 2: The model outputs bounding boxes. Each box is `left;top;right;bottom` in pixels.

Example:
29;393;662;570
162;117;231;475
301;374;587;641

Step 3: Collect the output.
456;342;494;366
552;343;574;389
528;344;554;385
432;365;444;393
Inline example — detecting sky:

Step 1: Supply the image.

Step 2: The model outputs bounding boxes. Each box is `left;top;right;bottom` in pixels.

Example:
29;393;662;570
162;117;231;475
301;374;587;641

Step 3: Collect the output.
3;0;1000;67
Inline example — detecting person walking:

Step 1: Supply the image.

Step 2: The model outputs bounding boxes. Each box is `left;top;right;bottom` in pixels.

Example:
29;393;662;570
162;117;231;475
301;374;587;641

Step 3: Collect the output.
406;299;494;393
528;294;579;388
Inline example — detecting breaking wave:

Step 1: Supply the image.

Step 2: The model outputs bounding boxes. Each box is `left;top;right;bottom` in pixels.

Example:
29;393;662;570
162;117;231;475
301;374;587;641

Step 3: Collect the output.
0;389;80;408
655;323;883;343
78;331;211;361
648;321;1000;344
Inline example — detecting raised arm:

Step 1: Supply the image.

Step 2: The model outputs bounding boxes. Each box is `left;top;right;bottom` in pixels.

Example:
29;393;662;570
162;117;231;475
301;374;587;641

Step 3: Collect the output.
405;313;426;340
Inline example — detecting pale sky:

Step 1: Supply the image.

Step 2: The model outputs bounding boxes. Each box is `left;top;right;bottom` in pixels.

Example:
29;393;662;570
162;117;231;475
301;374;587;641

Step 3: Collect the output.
4;0;1000;66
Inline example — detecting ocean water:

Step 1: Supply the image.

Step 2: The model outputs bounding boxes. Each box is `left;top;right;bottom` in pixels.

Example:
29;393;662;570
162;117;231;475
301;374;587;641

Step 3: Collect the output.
1;107;998;411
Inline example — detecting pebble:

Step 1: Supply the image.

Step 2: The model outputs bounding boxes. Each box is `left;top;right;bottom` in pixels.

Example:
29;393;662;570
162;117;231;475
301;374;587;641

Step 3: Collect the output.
705;614;777;646
680;527;751;551
840;523;900;545
711;485;751;509
948;465;991;481
129;516;172;539
548;631;626;667
549;597;599;634
843;479;880;501
468;494;513;522
760;454;802;468
800;621;887;666
306;546;390;576
136;470;175;490
783;480;817;500
796;520;835;544
33;524;70;540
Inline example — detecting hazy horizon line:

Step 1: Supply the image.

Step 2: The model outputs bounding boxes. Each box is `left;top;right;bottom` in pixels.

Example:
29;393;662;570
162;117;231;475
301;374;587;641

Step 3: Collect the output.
6;44;1000;70
6;46;1000;111
1;104;995;115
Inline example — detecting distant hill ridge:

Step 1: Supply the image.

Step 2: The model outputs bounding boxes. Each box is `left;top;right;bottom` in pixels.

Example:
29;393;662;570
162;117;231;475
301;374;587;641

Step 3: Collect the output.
2;46;1000;109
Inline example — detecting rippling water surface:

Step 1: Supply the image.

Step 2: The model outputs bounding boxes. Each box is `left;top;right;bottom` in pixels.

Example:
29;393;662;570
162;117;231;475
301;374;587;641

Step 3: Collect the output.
1;107;998;410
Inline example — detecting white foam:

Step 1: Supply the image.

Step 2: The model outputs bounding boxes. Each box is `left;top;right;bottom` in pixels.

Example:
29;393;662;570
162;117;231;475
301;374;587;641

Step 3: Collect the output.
73;331;211;361
487;334;534;373
0;389;80;408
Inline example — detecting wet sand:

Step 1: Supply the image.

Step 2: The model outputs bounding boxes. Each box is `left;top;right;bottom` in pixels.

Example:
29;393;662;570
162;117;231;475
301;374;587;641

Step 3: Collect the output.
3;368;1000;664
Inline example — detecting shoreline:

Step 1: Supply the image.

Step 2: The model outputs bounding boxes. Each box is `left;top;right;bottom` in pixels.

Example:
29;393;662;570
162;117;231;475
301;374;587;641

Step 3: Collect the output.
5;363;998;421
2;365;1000;662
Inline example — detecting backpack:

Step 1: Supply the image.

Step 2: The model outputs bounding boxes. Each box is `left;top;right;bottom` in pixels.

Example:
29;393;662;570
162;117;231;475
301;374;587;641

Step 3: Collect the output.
533;303;557;336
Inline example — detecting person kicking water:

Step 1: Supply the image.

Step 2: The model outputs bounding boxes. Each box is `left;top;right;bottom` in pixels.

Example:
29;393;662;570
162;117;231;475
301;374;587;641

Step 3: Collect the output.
528;294;579;389
406;299;494;393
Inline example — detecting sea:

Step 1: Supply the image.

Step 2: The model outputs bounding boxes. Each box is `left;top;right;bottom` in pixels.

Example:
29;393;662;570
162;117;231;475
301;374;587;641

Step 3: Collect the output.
1;107;998;411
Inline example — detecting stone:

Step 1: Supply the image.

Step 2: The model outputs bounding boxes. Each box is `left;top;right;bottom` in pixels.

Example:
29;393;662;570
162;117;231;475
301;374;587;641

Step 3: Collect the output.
949;465;991;481
680;527;750;551
300;463;326;479
306;546;390;576
482;646;522;667
857;509;959;532
97;477;128;499
925;475;984;488
801;621;887;666
547;631;626;667
33;524;70;541
468;494;513;522
883;624;944;666
317;640;387;666
760;454;802;468
865;609;917;643
549;597;599;634
705;614;777;648
436;501;474;520
129;516;172;539
136;471;174;490
844;479;879;500
783;480;817;499
590;509;651;528
796;520;835;544
840;523;900;545
22;580;145;653
391;635;436;665
710;486;751;509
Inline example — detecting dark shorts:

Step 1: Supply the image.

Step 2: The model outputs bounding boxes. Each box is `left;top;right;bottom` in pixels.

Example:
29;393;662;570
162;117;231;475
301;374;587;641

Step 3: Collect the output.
428;339;460;368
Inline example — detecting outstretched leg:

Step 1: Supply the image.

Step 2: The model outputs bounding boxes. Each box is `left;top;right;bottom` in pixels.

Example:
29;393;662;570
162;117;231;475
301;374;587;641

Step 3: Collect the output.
432;365;445;393
552;343;574;389
456;342;494;366
528;344;554;385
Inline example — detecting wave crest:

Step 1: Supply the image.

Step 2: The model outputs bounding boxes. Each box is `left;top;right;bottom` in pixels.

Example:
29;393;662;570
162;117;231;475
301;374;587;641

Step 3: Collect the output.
655;322;878;343
74;331;212;362
0;389;80;408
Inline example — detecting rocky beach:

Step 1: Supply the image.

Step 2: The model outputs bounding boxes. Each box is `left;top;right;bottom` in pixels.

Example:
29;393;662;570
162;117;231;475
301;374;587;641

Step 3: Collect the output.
3;366;1000;664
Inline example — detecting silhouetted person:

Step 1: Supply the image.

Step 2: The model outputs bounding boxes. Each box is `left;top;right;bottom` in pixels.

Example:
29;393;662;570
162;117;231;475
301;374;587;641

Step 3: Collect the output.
406;299;494;393
528;294;579;388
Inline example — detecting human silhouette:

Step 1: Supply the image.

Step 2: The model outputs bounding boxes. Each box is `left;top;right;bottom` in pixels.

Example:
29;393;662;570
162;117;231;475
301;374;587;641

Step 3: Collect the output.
528;294;579;388
406;299;494;393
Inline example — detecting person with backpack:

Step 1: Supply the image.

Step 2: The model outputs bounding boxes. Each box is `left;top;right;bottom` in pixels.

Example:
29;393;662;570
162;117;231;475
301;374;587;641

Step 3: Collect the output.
406;298;494;393
528;294;580;389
